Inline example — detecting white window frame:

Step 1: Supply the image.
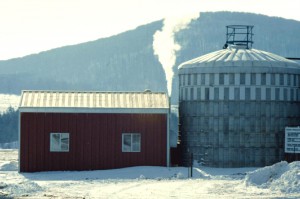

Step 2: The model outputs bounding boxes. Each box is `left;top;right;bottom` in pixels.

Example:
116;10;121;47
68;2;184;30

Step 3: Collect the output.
50;132;70;152
122;133;141;152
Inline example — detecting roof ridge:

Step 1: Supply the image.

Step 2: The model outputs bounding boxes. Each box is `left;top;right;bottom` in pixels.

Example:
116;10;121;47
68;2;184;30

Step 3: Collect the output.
21;90;168;94
19;91;170;111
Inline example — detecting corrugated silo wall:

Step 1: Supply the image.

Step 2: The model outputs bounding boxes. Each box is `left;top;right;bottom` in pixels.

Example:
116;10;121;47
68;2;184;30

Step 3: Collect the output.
179;71;300;167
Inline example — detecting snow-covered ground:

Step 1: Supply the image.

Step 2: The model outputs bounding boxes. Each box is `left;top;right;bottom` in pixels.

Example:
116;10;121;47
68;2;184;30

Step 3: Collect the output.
1;150;299;198
0;94;20;113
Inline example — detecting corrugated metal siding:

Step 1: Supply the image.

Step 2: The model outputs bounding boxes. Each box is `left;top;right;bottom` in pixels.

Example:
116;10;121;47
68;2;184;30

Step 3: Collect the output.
19;91;169;109
20;112;167;172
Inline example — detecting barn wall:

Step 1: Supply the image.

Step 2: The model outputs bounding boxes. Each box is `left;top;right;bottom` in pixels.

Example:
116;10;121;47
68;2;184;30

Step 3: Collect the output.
20;113;167;172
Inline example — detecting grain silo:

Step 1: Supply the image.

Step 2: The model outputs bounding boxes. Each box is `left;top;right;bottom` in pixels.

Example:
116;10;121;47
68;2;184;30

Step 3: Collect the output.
178;25;300;167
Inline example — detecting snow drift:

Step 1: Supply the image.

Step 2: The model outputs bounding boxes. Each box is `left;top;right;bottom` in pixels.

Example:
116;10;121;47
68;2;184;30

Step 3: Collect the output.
0;161;18;171
245;161;300;193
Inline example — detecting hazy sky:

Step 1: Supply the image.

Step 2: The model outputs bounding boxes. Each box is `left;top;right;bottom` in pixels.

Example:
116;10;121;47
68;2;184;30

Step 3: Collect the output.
1;0;300;60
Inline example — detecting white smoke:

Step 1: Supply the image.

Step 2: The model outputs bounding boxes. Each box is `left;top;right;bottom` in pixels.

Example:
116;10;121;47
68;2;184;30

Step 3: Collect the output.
153;13;200;96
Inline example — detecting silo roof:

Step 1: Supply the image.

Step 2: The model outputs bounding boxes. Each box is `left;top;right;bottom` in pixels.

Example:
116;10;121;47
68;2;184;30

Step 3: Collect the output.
179;45;300;69
19;90;169;114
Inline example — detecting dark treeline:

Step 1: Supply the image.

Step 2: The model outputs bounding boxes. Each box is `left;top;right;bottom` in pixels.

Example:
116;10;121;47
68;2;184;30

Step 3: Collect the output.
0;107;18;143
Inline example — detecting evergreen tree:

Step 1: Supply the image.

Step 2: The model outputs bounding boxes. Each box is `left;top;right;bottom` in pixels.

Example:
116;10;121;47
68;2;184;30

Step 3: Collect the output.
0;107;18;143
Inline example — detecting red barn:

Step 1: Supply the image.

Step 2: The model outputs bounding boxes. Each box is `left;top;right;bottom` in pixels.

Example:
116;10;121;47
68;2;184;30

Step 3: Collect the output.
19;90;170;172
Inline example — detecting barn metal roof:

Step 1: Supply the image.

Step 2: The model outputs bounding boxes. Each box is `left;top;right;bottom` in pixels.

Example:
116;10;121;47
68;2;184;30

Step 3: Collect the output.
178;45;300;69
19;90;169;114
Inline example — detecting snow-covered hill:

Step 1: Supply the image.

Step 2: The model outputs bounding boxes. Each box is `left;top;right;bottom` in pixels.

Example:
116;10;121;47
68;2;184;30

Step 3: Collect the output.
0;150;299;198
0;94;20;113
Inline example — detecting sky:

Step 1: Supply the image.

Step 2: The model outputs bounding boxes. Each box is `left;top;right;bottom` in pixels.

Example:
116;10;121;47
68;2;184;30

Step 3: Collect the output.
0;0;300;60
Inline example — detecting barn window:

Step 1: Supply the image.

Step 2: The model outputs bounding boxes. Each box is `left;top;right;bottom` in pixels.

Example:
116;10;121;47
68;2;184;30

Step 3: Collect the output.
50;133;69;152
122;133;141;152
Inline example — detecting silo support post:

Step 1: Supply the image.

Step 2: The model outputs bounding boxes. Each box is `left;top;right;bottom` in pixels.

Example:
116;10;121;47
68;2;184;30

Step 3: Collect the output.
189;152;193;178
191;152;193;177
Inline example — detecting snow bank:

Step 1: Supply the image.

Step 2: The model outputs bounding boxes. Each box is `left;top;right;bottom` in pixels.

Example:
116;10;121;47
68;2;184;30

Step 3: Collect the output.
245;161;300;193
269;161;300;193
244;161;288;186
0;161;18;171
3;180;43;197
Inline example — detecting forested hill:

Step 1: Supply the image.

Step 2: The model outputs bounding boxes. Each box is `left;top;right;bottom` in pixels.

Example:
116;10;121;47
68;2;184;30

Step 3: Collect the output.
1;12;300;101
0;20;165;94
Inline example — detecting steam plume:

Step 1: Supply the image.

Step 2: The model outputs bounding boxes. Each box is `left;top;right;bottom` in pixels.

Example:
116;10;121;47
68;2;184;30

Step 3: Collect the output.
153;13;200;96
